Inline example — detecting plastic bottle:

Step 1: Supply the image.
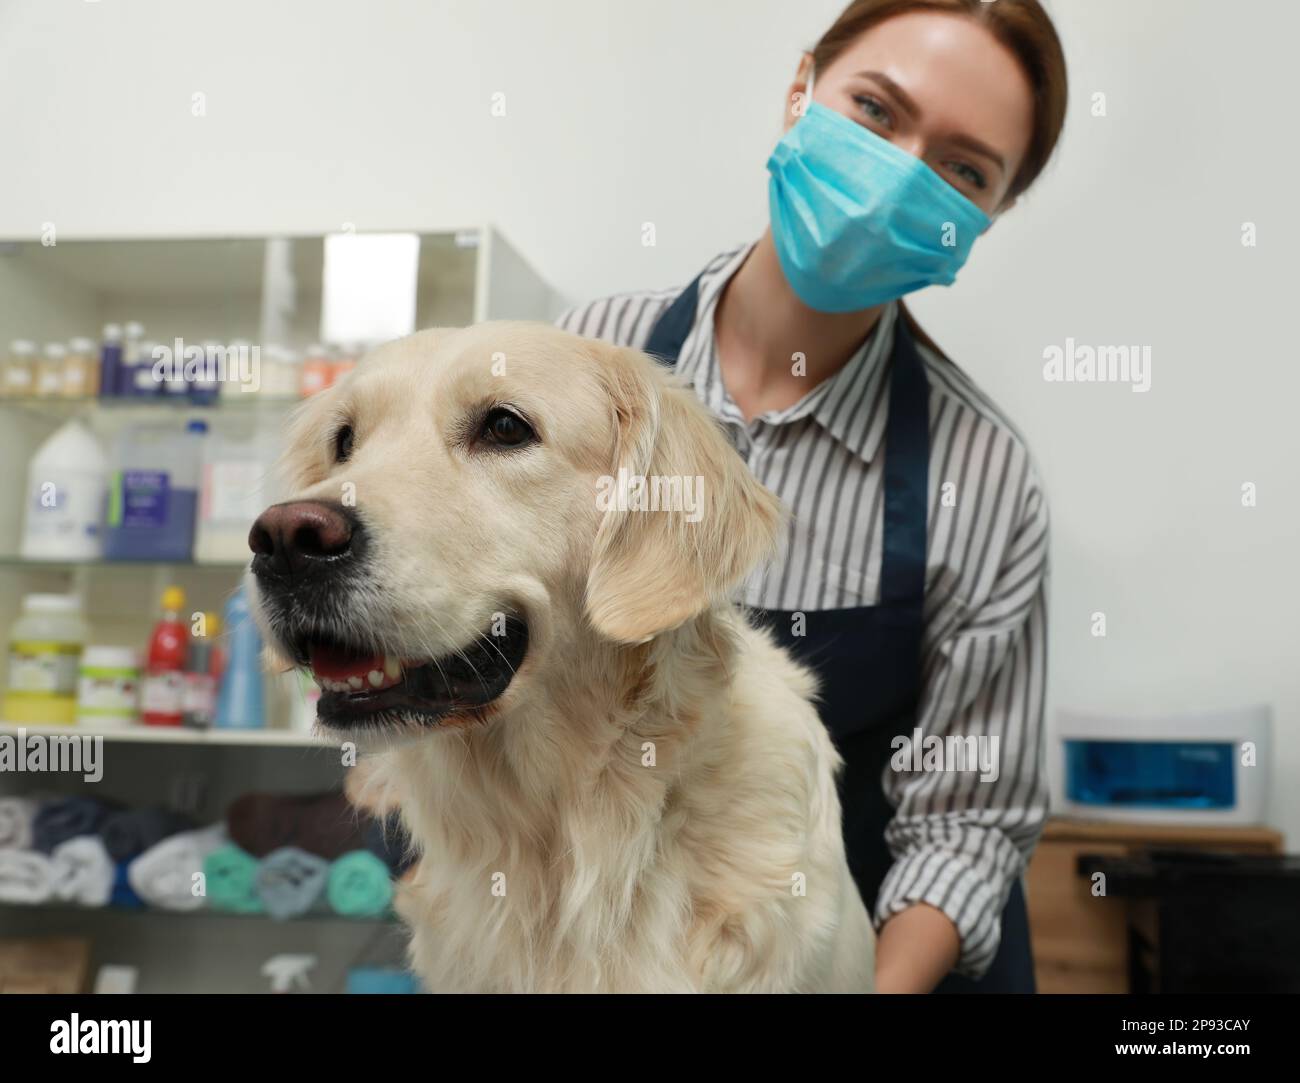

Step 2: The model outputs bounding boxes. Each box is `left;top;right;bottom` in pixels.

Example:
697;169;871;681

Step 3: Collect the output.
189;340;222;405
103;421;205;561
215;587;264;729
181;611;222;729
36;343;67;398
99;324;123;398
195;425;280;563
4;594;89;725
77;646;141;728
162;339;190;400
3;339;37;398
64;337;99;398
124;338;160;398
21;418;109;562
141;586;188;726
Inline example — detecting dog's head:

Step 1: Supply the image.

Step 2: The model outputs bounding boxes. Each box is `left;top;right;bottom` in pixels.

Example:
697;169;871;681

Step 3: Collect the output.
248;322;781;735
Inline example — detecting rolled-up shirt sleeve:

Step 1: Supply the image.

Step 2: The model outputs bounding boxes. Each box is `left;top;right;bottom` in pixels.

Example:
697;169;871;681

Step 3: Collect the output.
874;471;1050;979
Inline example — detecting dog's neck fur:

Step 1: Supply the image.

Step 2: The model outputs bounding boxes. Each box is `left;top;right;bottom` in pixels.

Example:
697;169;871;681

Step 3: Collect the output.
372;603;746;991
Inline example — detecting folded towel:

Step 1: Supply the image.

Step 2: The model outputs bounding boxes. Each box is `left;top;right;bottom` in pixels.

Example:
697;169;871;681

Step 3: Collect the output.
327;850;393;917
32;796;114;854
227;791;370;860
0;849;55;904
0;796;37;850
128;824;226;911
100;807;197;863
205;843;263;914
256;846;329;920
50;835;114;906
363;812;414;876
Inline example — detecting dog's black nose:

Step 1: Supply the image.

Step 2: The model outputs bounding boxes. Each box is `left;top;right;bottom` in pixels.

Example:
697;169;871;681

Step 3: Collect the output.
249;501;355;575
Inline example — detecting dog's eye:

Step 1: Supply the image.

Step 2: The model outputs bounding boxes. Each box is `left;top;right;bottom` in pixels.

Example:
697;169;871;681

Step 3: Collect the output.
481;408;535;449
335;425;355;463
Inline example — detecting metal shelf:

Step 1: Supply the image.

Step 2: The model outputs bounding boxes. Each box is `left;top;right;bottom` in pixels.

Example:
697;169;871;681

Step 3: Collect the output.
0;721;326;748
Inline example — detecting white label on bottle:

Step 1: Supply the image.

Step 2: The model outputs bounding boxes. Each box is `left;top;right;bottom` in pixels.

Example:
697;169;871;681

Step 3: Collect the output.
77;665;141;719
206;461;263;523
141;671;185;714
8;642;81;695
24;469;104;557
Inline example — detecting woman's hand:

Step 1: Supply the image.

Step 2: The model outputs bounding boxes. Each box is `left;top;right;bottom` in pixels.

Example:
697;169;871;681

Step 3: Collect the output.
874;903;961;993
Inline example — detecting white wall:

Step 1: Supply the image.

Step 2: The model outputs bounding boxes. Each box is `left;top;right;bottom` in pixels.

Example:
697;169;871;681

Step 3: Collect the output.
1;0;1296;841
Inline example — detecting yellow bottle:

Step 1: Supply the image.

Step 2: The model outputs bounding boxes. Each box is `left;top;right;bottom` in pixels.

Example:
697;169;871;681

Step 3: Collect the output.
4;594;89;725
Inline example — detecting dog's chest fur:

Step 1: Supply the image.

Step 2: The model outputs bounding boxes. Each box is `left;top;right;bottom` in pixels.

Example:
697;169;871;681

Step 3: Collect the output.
367;612;874;993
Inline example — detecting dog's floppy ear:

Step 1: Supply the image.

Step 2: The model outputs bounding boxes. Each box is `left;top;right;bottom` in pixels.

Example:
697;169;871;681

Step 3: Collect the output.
585;350;783;644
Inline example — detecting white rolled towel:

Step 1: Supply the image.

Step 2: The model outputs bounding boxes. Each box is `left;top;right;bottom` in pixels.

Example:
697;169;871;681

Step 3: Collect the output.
128;824;226;910
51;834;114;907
0;849;55;904
0;796;37;850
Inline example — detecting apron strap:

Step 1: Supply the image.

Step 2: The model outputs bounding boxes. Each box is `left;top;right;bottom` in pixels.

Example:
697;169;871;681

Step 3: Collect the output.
644;274;703;370
877;314;929;608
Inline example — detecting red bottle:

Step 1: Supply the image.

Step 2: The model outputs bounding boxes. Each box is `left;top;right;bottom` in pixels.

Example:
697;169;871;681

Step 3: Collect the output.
142;586;188;726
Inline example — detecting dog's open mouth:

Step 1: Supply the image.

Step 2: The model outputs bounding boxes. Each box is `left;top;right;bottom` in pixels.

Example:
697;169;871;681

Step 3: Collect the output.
294;616;529;730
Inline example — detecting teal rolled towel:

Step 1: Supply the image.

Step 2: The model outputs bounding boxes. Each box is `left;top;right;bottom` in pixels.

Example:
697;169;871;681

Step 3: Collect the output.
257;846;329;920
327;850;393;917
204;843;263;913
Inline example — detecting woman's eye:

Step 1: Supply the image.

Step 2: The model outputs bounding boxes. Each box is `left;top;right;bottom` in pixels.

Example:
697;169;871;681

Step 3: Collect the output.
335;424;355;462
852;94;892;129
948;161;988;192
480;407;535;449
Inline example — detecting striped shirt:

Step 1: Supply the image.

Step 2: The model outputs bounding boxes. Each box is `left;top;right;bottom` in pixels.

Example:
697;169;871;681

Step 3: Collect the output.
557;242;1049;979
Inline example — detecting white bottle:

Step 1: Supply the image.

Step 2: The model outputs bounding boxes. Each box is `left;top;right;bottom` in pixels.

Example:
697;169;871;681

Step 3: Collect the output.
21;419;109;561
195;426;281;563
3;339;37;398
36;343;68;398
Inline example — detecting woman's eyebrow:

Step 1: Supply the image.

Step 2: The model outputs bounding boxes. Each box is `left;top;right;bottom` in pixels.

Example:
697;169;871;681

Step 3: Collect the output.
854;69;1008;175
854;70;921;120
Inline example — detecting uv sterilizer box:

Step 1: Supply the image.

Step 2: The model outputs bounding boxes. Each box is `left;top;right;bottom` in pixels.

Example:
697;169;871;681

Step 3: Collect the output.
1054;706;1271;826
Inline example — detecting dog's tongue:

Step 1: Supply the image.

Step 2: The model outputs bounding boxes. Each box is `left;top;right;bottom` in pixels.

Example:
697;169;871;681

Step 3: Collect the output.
309;643;385;681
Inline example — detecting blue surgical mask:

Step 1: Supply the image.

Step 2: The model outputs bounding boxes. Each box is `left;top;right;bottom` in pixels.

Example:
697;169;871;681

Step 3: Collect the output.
767;100;992;313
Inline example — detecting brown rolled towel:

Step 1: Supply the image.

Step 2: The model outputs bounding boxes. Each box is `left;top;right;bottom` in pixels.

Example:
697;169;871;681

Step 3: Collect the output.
226;791;370;860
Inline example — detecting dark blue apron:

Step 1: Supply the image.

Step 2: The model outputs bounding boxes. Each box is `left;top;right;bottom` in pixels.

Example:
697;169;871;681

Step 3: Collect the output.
645;272;1035;993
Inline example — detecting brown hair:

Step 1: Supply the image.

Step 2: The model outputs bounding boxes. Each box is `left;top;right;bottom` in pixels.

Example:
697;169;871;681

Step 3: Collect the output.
810;0;1069;358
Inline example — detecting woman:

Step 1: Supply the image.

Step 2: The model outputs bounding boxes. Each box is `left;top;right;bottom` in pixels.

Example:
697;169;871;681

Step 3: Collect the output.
559;0;1065;993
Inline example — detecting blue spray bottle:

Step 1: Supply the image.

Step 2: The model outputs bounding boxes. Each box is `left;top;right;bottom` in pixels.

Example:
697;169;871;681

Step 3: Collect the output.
215;585;265;729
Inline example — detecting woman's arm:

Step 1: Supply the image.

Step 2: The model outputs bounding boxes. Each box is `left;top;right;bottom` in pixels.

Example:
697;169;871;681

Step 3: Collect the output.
876;904;961;993
873;441;1051;987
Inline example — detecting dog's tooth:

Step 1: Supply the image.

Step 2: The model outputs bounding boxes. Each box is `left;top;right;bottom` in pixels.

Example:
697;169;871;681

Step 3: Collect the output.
368;670;384;688
383;655;401;680
348;675;363;690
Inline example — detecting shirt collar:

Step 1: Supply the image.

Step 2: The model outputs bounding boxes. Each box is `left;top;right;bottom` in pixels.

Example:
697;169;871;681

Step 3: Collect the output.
677;244;899;466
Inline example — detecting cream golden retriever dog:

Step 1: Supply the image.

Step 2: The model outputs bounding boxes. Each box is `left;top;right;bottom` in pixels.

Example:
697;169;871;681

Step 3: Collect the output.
247;323;874;992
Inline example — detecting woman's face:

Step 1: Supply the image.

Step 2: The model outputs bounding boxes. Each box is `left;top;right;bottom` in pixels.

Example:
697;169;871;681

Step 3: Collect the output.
790;12;1035;215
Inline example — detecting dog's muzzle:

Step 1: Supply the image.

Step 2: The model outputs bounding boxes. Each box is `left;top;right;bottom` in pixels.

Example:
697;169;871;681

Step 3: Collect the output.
248;500;528;731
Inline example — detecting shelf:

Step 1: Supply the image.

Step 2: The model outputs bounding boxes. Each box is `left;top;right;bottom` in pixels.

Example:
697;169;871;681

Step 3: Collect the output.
0;721;326;747
0;900;395;924
1;395;304;419
0;558;247;571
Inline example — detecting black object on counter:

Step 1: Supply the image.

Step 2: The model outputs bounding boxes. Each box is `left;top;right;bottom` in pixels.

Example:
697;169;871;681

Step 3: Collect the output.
1078;849;1300;993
